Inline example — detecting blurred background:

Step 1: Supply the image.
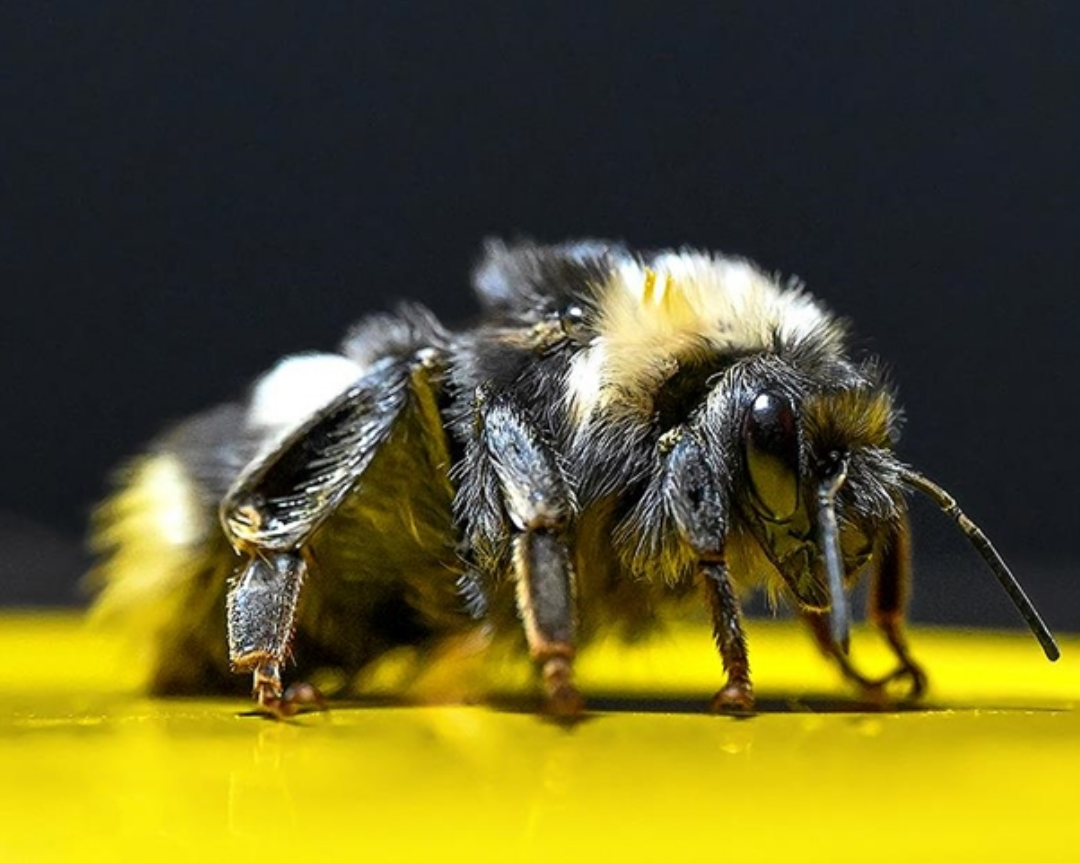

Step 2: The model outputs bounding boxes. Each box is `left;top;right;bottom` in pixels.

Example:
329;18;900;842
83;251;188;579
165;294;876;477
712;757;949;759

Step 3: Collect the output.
1;4;1077;633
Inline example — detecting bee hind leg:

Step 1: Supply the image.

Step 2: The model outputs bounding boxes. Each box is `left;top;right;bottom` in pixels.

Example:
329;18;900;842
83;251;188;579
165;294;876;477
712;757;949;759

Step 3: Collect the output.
226;550;326;716
222;355;423;716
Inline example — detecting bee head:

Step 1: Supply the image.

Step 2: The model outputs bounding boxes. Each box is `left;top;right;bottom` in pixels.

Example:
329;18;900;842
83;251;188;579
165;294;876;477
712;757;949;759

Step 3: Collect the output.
734;369;1057;660
737;372;905;644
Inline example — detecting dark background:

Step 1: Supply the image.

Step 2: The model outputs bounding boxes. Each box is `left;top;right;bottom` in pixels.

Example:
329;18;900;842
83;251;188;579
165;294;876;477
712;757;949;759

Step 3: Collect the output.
2;5;1077;634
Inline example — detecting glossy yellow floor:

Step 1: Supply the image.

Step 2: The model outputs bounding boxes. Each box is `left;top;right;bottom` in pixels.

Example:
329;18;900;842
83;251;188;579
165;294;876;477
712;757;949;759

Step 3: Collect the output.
1;612;1077;863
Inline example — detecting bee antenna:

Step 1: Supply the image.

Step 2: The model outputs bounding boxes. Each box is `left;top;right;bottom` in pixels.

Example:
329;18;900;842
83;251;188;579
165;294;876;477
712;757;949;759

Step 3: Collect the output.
900;468;1060;662
816;456;851;653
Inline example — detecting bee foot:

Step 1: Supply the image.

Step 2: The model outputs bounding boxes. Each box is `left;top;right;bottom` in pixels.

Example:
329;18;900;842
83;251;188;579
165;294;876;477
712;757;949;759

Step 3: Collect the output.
252;660;327;719
855;680;890;709
252;661;285;717
884;661;928;703
854;661;927;707
256;682;328;719
542;655;585;716
710;681;755;714
254;688;288;719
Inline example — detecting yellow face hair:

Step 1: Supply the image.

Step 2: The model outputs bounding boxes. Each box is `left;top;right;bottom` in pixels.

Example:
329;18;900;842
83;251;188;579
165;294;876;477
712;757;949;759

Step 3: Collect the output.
802;386;897;451
566;252;843;425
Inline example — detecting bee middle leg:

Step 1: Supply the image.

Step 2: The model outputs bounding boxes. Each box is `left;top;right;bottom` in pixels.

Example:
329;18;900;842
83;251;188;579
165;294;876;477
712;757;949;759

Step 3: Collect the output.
482;398;581;715
514;529;581;715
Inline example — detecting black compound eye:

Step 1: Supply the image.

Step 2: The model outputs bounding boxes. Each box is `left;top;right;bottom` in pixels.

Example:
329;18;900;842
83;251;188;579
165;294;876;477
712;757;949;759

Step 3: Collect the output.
743;391;800;521
559;303;589;338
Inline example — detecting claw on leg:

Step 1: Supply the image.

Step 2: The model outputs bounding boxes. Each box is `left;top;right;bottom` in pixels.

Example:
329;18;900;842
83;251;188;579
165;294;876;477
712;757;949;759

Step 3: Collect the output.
874;614;928;701
834;649;926;706
252;659;283;708
804;611;927;705
538;648;584;717
251;661;327;719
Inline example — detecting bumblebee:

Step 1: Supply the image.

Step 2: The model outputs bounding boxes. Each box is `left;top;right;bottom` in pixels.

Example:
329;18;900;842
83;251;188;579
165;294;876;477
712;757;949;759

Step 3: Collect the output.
90;239;1059;715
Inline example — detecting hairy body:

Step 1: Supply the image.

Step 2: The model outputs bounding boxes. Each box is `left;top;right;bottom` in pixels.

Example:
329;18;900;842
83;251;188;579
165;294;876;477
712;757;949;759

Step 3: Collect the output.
90;240;1056;713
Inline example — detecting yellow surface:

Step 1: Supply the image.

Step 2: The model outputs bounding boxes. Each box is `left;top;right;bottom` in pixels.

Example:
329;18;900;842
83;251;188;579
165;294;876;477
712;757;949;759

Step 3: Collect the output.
1;612;1078;863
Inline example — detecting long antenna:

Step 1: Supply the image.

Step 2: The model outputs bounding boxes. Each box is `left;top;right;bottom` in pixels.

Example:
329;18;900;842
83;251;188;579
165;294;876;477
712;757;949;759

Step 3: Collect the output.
900;468;1060;662
816;458;850;652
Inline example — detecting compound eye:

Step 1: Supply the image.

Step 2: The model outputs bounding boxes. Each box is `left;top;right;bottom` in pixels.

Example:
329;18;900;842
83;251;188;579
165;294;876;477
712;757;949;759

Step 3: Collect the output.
560;303;589;338
743;391;800;521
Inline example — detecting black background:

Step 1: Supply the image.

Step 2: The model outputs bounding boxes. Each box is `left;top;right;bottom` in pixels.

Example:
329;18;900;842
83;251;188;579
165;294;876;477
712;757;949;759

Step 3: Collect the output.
2;5;1077;633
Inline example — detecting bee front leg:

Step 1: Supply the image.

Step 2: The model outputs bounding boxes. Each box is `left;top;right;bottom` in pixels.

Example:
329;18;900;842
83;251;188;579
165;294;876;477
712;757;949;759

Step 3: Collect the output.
663;428;751;713
483;399;581;715
866;514;927;700
701;560;754;713
803;515;926;704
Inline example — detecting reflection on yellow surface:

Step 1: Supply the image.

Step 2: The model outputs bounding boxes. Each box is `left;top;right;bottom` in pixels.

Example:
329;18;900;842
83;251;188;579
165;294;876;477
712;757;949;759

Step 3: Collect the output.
0;612;1076;862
